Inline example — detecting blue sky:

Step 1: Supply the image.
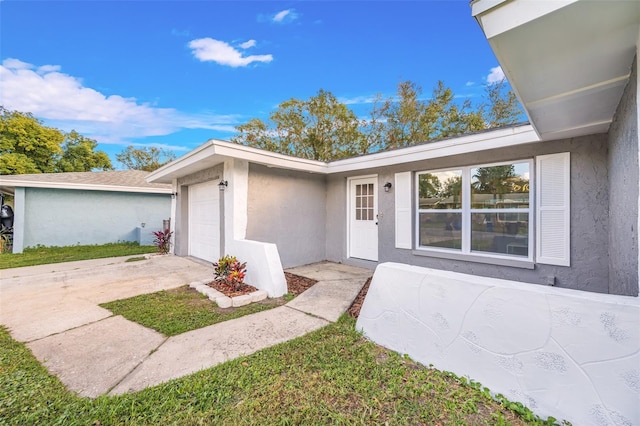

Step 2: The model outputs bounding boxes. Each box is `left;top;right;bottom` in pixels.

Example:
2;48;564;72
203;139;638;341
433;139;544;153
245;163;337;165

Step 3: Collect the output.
1;1;506;166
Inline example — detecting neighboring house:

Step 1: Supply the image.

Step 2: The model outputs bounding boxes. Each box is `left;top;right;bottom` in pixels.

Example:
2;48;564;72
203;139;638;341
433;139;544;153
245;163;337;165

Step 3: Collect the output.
0;171;172;253
147;1;638;300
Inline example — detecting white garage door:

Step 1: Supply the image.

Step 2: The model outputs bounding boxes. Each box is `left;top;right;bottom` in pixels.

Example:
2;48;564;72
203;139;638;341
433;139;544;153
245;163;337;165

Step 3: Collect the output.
188;180;220;262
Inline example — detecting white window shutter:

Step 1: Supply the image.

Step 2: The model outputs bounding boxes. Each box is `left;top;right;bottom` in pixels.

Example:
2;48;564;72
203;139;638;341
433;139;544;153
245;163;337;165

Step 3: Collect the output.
536;152;570;266
395;172;412;249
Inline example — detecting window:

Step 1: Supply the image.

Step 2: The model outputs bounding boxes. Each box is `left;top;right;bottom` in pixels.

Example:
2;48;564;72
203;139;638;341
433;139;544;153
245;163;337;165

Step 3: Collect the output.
417;160;532;260
355;183;375;221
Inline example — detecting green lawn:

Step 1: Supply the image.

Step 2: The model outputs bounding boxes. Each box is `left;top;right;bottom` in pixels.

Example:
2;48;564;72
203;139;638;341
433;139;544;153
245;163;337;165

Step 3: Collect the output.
100;286;290;336
0;316;552;425
0;242;157;269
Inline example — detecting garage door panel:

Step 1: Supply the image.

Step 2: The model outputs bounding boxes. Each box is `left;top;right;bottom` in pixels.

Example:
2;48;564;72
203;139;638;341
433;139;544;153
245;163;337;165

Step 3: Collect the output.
188;181;220;262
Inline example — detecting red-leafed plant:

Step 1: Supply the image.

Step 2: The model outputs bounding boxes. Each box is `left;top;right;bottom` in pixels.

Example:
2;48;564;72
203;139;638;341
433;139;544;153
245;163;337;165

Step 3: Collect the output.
152;228;173;254
213;255;247;291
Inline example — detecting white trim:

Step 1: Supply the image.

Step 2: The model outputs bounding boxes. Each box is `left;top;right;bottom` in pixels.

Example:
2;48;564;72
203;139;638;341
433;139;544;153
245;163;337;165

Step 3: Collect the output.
472;0;578;39
147;125;540;182
0;180;171;194
536;152;571;266
328;125;538;174
148;139;327;183
416;159;534;263
395;172;413;249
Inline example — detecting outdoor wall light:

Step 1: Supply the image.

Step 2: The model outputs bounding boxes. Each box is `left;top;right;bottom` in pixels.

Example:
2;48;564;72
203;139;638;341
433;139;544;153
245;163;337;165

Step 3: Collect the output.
218;180;228;191
384;182;392;192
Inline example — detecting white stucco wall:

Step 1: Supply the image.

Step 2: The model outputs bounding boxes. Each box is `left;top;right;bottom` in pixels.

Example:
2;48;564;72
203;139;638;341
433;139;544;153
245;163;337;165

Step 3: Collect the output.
357;263;640;426
222;159;287;297
229;239;288;297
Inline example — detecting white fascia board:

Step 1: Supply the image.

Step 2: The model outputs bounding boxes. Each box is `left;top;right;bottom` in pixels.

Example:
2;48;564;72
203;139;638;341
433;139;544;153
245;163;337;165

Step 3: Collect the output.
146;140;218;183
473;0;578;40
147;139;328;183
470;0;508;20
0;180;172;194
327;125;539;174
148;126;539;180
212;141;328;174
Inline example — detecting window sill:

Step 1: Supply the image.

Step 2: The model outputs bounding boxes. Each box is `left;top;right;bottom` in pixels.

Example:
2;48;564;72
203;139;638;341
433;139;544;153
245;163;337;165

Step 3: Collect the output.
411;249;535;269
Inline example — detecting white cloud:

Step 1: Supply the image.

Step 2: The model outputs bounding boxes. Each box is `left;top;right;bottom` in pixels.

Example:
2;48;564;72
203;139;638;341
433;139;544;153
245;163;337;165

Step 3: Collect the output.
272;9;298;23
189;38;273;67
0;58;239;144
273;9;290;22
465;81;474;87
338;95;380;105
239;39;256;49
487;66;505;84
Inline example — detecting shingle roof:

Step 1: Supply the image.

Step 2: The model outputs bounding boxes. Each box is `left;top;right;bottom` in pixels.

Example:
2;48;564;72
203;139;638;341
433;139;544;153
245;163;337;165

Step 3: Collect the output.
0;170;172;194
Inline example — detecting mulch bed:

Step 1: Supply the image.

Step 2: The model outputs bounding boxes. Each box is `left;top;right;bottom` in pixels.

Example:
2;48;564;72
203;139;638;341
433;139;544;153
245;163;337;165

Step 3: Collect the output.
206;272;319;298
348;277;372;318
285;272;318;295
207;280;258;298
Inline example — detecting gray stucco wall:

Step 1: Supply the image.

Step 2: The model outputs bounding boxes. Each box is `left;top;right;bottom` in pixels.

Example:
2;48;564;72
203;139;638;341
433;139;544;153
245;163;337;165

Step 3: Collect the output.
174;165;224;257
608;56;639;296
326;134;611;293
246;163;327;268
21;188;170;248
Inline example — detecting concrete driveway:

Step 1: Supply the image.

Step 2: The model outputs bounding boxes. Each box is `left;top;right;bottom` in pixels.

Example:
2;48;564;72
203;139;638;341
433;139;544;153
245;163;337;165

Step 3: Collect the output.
0;255;213;396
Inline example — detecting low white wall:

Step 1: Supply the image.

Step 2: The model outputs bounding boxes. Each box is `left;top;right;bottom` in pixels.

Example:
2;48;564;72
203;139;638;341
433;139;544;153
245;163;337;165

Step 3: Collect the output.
229;239;287;298
356;263;640;426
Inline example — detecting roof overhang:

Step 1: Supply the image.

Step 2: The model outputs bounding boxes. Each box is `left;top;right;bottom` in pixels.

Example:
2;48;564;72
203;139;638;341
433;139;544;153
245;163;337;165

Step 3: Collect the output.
148;125;539;182
147;139;329;183
472;0;640;141
327;124;538;173
0;180;172;194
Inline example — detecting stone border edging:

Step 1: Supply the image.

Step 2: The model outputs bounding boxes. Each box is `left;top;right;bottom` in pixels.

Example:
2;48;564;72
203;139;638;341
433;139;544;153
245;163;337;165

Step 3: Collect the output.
189;280;267;308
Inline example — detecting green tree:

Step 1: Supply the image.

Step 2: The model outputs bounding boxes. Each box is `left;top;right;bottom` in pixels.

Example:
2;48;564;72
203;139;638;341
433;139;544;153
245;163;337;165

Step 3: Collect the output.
418;173;441;199
232;89;366;162
116;146;177;172
232;79;523;161
484;79;522;128
56;131;112;172
370;80;515;150
0;107;64;174
0;107;112;175
472;165;517;196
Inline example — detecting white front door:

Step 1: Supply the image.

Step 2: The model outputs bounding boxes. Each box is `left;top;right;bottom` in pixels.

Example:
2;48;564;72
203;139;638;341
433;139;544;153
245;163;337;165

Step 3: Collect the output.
188;180;220;262
349;176;378;261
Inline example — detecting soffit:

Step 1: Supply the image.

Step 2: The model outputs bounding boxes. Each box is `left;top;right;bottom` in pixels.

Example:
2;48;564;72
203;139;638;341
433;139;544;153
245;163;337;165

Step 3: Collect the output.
474;0;639;140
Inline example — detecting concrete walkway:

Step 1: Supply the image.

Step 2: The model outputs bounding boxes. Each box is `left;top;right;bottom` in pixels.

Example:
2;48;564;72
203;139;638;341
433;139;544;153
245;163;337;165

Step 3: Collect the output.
0;257;371;397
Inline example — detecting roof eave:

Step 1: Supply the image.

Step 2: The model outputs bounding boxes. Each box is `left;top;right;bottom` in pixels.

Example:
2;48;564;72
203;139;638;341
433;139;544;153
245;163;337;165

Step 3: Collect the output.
472;0;639;141
0;180;172;194
327;124;539;174
147;139;329;183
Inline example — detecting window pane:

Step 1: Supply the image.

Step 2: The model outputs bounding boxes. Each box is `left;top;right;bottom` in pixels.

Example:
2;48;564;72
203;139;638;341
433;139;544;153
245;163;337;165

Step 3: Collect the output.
470;163;529;209
356;209;361;220
471;213;529;256
418;171;462;209
356;185;361;196
419;212;462;250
